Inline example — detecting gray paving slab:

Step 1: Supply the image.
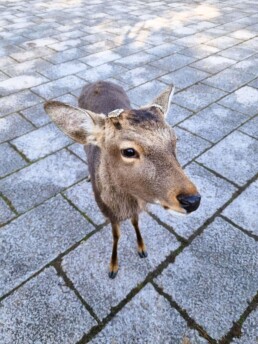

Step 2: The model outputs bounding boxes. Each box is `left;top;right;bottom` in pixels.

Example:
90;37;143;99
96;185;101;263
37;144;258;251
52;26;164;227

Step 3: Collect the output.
207;36;242;49
20;103;51;127
0;149;88;213
180;45;219;59
80;50;122;67
159;66;210;90
150;53;195;72
67;143;87;162
40;60;88;80
0;73;49;96
62;213;180;320
2;58;54;77
0;195;94;297
31;75;85;99
198;131;258;186
203;68;255;92
115;65;166;87
239;116;258;139
127;80;168;106
12;123;72;161
0;267;96;344
176;127;211;165
0;113;34;142
180;104;247;143
0;142;27;177
64;180;106;225
190;55;236;74
0;90;42;117
149;162;236;238
219;86;258;116
90;284;208;344
156;217;258;340
223;180;258;236
232;309;258;344
218;46;256;61
231;54;258;77
44;47;89;64
146;42;185;58
166;104;193;127
0;197;15;225
78;63;128;83
173;84;227;112
114;51;158;69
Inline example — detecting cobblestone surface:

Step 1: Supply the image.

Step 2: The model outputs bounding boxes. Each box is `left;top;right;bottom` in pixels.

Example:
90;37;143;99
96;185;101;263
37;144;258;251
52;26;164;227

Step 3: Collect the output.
0;0;257;343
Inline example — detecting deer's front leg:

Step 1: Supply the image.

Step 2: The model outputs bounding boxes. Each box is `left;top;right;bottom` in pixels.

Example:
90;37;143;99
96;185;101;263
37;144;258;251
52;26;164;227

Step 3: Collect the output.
109;222;120;279
131;214;147;258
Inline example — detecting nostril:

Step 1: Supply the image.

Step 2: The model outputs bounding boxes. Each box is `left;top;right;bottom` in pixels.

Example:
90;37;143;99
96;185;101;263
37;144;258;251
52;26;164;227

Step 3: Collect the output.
177;193;201;213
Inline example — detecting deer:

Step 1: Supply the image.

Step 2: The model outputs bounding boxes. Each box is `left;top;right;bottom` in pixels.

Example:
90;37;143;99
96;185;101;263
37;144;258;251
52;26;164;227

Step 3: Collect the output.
44;81;201;279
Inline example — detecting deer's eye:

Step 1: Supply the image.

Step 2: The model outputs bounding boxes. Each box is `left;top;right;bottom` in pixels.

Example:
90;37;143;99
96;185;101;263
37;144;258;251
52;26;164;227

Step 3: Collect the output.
121;148;138;158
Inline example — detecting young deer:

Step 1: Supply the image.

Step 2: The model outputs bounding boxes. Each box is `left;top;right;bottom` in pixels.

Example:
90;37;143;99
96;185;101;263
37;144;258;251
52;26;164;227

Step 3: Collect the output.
44;81;201;279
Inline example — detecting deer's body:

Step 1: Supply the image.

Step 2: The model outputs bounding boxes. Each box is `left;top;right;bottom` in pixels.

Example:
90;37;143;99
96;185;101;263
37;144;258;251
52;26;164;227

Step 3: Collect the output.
45;81;201;279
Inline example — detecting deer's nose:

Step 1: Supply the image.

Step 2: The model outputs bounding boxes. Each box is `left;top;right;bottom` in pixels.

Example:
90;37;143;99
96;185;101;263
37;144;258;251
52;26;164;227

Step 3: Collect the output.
177;193;201;213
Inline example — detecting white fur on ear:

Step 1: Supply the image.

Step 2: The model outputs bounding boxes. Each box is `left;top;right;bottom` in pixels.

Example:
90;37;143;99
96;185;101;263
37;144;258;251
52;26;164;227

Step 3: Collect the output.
143;85;175;118
108;109;124;118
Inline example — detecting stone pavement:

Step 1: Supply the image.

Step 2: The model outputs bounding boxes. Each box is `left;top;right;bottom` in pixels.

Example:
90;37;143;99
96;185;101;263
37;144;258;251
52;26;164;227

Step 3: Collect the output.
0;0;257;342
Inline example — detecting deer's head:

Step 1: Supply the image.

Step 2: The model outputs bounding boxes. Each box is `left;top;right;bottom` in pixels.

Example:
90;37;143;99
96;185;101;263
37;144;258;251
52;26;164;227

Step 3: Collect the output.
44;86;200;214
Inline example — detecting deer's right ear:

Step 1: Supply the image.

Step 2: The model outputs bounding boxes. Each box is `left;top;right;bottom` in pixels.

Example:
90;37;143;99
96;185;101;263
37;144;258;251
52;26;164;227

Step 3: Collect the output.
44;101;105;145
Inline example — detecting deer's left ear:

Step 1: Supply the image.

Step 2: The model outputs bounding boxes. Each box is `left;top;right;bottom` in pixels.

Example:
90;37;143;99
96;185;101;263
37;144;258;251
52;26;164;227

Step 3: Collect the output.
149;85;175;118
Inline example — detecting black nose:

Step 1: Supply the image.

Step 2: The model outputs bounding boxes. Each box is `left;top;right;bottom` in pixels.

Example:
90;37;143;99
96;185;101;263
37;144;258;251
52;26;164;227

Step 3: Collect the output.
177;193;201;213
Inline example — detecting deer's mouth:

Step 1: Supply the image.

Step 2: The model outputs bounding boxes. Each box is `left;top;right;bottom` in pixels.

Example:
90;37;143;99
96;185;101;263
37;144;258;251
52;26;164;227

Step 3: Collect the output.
163;204;187;215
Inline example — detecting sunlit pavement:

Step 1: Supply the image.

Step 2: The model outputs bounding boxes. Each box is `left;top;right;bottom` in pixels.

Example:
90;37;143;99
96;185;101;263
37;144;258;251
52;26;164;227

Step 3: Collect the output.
0;0;258;343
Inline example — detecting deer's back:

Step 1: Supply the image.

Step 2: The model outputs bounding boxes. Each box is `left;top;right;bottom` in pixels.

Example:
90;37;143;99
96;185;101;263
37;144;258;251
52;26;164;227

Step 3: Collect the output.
78;81;131;115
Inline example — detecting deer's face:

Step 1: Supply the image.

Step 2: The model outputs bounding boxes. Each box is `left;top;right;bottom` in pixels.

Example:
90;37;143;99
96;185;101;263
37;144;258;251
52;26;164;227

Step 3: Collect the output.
102;107;200;214
44;86;200;214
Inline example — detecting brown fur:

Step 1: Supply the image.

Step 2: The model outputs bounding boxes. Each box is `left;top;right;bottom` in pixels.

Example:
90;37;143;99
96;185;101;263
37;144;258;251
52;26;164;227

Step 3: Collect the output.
44;81;200;278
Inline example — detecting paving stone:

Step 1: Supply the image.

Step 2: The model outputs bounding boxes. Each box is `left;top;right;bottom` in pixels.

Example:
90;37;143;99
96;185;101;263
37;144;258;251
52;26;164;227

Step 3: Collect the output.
232;308;258;344
80;50;122;67
146;42;184;58
204;68;254;92
166;104;193;127
64;180;105;225
127;80;167;106
176;127;211;165
3;58;54;77
44;47;88;64
223;180;258;236
0;267;96;344
40;60;88;80
0;114;34;142
21;37;58;49
231;55;258;77
54;93;78;106
12;123;72;161
180;104;246;143
91;284;208;344
218;46;256;61
173;84;226;112
10;46;54;62
156;217;258;340
249;78;258;89
67;143;87;162
78;63;128;83
197;131;258;186
149;162;236;238
180;44;219;59
0;91;42;117
0;149;87;213
191;55;236;74
32;75;85;99
0;142;26;177
0;71;8;82
239;116;258;139
207;36;242;49
115;65;166;87
0;195;94;297
219;86;258;116
115;51;158;69
0;73;49;96
20;103;50;127
0;197;15;225
150;53;195;72
62;213;180;320
160;66;210;90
